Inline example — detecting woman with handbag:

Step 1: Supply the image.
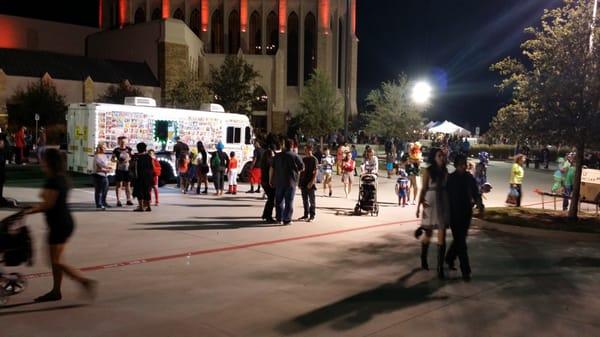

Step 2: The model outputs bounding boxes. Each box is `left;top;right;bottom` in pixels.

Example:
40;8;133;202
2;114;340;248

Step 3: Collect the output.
509;154;525;207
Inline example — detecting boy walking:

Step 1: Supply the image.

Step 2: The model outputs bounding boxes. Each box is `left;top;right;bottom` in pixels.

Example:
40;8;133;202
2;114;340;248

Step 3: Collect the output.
299;144;318;222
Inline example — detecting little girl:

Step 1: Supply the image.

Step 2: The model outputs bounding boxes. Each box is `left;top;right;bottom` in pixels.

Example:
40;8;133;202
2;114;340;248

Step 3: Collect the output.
178;153;190;193
149;150;161;206
227;151;238;195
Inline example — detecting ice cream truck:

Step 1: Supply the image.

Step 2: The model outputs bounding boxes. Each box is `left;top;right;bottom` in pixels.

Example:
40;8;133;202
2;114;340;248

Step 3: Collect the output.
67;97;254;185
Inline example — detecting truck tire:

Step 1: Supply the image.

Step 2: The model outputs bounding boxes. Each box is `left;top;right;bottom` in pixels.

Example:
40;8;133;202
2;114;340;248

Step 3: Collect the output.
239;162;253;183
159;162;174;187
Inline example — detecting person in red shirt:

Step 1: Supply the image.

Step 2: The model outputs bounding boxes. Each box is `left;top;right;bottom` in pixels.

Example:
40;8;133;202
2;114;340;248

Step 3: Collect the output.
341;151;356;198
227;151;239;195
178;153;190;194
15;126;26;165
149;150;162;205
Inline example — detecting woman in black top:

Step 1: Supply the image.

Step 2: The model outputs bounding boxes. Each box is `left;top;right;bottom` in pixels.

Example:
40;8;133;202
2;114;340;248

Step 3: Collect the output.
196;141;209;194
132;142;154;212
26;149;97;302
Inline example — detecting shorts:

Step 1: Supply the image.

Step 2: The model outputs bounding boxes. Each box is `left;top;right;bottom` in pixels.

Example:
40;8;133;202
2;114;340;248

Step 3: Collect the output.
323;172;333;184
48;223;74;245
342;172;353;184
115;170;130;182
250;168;262;184
398;189;407;198
386;163;394;171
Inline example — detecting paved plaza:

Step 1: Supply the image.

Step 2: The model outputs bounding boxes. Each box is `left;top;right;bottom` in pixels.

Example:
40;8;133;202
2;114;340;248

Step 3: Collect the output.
1;162;599;337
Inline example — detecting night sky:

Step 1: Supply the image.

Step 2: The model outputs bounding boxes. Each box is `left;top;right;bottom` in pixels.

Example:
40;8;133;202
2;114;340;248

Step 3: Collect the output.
0;0;564;131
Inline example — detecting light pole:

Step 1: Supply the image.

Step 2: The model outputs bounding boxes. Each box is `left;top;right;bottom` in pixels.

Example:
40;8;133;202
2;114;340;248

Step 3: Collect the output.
343;0;352;141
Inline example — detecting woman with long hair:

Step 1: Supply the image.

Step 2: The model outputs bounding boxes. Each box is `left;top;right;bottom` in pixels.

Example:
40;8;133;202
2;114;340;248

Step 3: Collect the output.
132;142;154;211
26;149;97;302
196;141;209;194
416;148;450;279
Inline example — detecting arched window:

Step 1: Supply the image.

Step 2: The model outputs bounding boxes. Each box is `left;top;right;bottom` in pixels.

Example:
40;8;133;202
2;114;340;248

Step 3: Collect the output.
304;12;317;82
173;8;184;20
287;12;299;86
249;11;262;55
190;9;200;35
338;19;344;89
151;8;161;20
266;11;278;55
134;7;146;24
211;10;224;53
228;10;240;54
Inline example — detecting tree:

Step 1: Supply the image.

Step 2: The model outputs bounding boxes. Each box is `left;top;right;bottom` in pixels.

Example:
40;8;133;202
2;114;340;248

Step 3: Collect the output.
365;74;426;140
296;70;342;143
98;81;142;104
491;0;600;219
207;55;260;114
9;79;67;128
164;72;212;109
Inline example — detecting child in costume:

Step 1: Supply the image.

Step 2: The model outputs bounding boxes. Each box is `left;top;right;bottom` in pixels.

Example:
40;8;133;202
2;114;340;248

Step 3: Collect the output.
395;169;410;207
227;151;239;195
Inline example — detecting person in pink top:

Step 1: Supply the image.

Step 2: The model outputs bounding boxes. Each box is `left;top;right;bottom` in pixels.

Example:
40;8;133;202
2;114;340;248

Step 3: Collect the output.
15;126;26;164
341;151;356;198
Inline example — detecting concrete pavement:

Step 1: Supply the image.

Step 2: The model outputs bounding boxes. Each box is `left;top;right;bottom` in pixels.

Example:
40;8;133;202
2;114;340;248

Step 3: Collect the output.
1;163;599;337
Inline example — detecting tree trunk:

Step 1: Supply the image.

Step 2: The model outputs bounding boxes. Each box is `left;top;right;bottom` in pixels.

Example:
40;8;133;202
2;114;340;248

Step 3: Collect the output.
567;141;585;220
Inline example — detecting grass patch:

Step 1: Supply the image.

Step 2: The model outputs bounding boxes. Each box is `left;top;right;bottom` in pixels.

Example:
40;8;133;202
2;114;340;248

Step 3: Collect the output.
482;207;600;234
4;165;91;188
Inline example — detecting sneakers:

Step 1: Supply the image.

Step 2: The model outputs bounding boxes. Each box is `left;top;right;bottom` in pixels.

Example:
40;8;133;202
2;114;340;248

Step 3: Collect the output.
283;221;292;226
298;215;309;221
308;216;315;223
126;200;134;206
116;201;123;207
329;191;332;197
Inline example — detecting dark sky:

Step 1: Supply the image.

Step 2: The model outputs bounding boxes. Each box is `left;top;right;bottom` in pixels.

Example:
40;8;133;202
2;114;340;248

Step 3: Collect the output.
0;0;564;131
357;0;562;131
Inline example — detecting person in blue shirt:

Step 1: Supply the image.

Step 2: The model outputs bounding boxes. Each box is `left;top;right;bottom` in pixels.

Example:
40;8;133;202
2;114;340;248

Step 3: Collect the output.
350;145;358;176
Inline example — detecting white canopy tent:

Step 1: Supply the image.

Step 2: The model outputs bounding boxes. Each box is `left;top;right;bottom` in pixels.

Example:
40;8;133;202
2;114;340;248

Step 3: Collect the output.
427;120;472;136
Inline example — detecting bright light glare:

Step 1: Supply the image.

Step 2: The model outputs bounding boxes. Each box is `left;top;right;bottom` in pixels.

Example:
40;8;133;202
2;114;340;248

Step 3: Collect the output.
412;81;433;104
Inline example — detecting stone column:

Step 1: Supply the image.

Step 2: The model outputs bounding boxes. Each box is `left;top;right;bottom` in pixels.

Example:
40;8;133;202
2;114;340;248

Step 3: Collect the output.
317;0;332;79
83;77;95;103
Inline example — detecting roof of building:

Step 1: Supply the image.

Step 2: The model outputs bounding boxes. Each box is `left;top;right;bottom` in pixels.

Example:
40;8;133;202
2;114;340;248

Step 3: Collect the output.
0;48;159;87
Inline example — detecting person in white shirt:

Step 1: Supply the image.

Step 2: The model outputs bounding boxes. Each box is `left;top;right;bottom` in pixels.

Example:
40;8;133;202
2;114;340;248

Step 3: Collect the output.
361;147;379;175
93;143;112;210
321;147;335;197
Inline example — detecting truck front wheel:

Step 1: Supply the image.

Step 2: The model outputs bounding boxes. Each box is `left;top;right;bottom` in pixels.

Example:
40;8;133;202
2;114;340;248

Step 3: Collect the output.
159;162;175;187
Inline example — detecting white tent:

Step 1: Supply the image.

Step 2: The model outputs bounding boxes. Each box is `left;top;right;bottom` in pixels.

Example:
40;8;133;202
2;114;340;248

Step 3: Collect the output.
427;120;471;136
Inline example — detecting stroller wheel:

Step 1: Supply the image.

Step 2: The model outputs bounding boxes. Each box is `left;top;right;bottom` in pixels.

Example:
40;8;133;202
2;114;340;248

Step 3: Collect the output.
354;205;361;216
2;273;26;295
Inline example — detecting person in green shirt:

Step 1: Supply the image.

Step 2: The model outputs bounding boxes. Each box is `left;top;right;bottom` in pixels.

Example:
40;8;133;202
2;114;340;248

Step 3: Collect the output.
510;154;525;207
562;153;576;211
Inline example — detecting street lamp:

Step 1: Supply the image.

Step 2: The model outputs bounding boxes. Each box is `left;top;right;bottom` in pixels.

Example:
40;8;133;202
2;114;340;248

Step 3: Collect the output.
412;81;433;105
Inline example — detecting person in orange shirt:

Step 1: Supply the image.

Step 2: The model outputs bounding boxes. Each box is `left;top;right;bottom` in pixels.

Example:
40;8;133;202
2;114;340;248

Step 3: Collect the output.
226;151;239;195
178;153;190;194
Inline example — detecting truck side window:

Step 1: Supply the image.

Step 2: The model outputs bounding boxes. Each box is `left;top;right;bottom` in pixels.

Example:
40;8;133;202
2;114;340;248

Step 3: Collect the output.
245;127;252;144
226;127;234;143
234;128;241;143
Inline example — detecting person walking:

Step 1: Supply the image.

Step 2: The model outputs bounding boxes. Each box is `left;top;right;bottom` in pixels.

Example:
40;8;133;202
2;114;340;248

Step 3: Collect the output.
112;136;133;207
509;154;525;207
25;149;97;302
341;151;355;198
36;127;47;164
131;142;154;212
351;145;358;176
226;151;239;195
416;148;450;279
271;139;304;225
196;141;209;194
298;144;318;222
210;142;229;196
406;160;420;205
562;153;576;211
149;150;161;206
321;147;335;197
247;142;264;193
260;144;276;223
361;147;379;175
93;143;112;210
15;126;25;165
445;154;484;282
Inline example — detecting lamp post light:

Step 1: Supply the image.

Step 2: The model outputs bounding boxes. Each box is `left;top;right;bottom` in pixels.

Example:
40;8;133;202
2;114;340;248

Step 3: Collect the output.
412;81;433;105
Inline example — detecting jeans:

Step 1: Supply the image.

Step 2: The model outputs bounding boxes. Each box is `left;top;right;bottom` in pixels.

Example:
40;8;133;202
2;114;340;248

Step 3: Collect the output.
563;185;573;211
93;174;109;207
213;168;225;191
513;184;522;207
275;185;296;223
261;183;275;219
301;186;316;218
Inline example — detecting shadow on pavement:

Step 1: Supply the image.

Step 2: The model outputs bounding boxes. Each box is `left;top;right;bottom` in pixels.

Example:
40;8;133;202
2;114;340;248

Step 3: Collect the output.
135;218;282;231
0;304;87;316
276;268;448;334
166;204;255;208
556;257;600;268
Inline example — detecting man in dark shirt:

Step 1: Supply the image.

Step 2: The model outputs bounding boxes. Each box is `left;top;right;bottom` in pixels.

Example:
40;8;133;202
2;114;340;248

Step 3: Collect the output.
270;139;304;225
299;144;318;222
112;136;133;207
445;154;484;282
260;144;276;223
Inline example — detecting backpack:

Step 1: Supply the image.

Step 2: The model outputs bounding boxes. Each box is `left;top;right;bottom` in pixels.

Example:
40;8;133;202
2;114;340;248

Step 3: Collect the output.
211;152;221;168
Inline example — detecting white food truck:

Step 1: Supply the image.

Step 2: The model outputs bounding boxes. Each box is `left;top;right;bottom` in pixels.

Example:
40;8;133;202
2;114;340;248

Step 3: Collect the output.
67;97;254;184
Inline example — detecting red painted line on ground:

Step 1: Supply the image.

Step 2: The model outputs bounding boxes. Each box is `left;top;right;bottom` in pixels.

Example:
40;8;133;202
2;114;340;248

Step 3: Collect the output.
23;218;420;280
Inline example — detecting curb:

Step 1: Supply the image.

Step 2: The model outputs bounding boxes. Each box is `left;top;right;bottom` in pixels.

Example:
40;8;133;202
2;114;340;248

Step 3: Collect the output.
472;218;600;242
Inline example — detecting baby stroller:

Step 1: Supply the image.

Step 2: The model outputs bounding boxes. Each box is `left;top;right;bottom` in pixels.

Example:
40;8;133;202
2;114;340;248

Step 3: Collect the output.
354;173;379;216
0;211;33;305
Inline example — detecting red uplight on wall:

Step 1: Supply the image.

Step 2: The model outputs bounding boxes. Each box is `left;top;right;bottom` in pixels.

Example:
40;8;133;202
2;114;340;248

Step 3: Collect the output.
0;17;20;49
162;0;170;19
98;0;103;28
240;0;248;32
319;0;330;34
201;0;209;32
279;0;287;33
118;0;126;28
